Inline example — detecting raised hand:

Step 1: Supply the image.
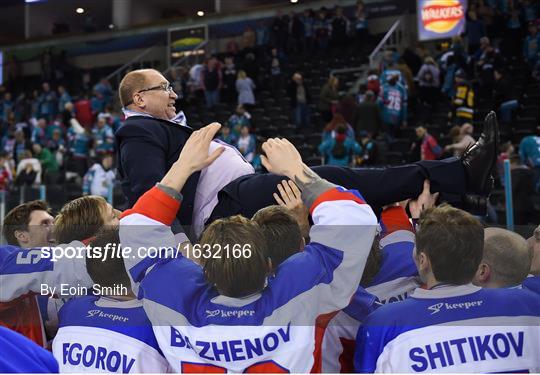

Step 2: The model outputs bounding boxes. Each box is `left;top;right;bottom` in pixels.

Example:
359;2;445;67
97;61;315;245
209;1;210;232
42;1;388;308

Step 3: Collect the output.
260;138;303;179
273;180;310;238
409;180;439;219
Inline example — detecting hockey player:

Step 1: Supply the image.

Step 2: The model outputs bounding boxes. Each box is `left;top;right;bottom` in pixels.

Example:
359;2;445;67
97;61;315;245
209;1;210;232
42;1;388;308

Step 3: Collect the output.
0;326;58;373
524;224;540;294
320;181;439;373
354;204;540;373
52;228;170;373
473;228;531;289
119;123;378;372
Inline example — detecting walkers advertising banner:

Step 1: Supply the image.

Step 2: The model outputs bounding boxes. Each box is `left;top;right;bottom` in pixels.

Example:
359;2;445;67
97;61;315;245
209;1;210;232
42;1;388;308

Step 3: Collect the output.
417;0;467;41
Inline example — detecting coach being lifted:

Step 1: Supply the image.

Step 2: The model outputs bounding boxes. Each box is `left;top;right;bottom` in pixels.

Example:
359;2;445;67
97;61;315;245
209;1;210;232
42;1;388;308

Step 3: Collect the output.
116;69;498;239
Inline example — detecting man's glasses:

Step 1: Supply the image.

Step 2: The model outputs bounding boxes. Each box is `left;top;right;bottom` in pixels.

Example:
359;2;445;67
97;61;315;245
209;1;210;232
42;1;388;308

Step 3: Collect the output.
124;83;174;106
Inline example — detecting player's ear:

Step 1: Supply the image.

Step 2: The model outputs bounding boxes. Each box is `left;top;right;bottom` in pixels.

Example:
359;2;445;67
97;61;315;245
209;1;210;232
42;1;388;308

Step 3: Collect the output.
14;230;29;246
299;237;306;251
266;257;273;275
474;263;490;284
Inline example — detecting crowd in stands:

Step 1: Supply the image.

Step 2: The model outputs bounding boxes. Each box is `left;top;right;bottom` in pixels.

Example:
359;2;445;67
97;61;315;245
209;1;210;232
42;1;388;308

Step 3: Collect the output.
1;1;540;373
0;0;539;220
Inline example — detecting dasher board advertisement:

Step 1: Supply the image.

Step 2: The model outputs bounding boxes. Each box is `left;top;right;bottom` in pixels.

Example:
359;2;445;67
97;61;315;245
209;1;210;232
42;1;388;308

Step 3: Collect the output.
417;0;467;41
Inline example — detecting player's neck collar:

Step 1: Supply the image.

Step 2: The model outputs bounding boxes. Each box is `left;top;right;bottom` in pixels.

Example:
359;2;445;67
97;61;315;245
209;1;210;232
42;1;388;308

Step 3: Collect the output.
411;283;480;299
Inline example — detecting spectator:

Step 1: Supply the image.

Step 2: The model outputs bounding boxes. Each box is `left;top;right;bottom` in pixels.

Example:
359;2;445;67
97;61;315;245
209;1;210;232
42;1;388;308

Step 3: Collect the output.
314;9;330;50
271;10;289;53
356;130;377;166
255;20;269;47
288;72;311;128
331;6;350;49
221;56;237;104
322;113;355;142
92;114;115;155
188;62;204;104
318;76;340;122
379;73;408;139
0;151;12;192
473;227;531;288
236;70;256;108
268;47;285;94
67;124;91;177
32;143;58;183
318;123;362;167
16;150;41;186
30;118;48;146
47;128;66;167
236;124;256;162
37;82;57;121
444;123;476;157
74;96;93;127
493;67;518;124
301;9;315;51
451;69;475;125
466;9;486;54
509;153;535;224
227;104;251;137
82;154;115;198
353;1;369;48
1;92;14;123
217;125;237;145
242;25;256;50
242;52;259;86
92;77;113;106
415;125;442;161
524;21;540;67
519;126;540;191
416;56;440;109
12;129;31;165
289;11;304;53
352;90;383;137
57;85;71;114
395;58;415;95
202;56;223;108
90;90;106;115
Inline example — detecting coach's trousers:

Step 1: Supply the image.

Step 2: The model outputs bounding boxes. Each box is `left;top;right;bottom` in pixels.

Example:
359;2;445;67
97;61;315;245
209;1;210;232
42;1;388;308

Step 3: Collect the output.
209;157;466;222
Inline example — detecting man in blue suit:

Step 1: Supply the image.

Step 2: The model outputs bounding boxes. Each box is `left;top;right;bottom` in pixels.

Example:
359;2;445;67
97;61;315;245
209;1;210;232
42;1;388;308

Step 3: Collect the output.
116;69;498;239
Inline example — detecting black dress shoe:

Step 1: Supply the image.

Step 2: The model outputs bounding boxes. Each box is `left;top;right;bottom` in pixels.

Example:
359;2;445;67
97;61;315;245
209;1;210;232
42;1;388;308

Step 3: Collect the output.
461;194;488;216
461;111;500;195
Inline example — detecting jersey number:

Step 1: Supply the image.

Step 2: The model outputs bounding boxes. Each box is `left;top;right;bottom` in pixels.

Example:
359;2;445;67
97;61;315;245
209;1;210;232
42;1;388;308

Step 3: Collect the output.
16;249;43;264
387;92;401;111
181;360;290;373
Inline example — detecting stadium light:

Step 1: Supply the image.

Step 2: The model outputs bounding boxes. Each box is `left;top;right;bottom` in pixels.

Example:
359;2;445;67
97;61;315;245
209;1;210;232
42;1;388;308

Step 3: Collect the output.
197;10;205;17
76;7;84;14
108;24;115;29
290;0;299;3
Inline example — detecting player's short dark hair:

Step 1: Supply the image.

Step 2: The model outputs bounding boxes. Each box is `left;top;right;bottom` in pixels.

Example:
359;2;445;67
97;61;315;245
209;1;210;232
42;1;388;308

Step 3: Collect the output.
416;204;484;284
3;200;50;246
200;215;269;298
360;237;383;287
86;227;131;291
252;205;303;268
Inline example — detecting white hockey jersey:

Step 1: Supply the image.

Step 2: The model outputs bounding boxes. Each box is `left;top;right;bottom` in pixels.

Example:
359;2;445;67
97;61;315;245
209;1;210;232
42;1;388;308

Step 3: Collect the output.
53;296;170;373
355;284;540;373
119;184;377;373
321;206;421;373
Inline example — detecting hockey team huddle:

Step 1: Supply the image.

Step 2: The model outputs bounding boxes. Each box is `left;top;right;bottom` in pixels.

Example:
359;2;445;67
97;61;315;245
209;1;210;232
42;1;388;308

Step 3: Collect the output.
1;72;540;374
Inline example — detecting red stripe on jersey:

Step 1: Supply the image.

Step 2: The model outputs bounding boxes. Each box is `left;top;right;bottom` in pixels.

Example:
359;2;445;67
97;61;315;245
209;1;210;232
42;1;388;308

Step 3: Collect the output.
309;189;365;215
121;186;181;225
0;294;45;348
380;206;413;237
338;337;356;373
311;311;339;373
